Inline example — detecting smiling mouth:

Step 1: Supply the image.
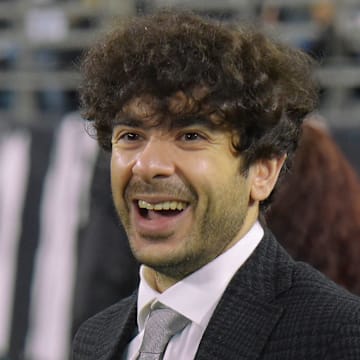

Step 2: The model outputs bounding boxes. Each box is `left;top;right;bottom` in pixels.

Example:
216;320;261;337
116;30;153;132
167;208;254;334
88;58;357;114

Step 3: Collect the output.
136;199;188;218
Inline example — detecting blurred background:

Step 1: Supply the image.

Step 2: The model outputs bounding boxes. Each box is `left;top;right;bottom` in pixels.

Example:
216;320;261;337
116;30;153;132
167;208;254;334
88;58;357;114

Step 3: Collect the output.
0;0;359;359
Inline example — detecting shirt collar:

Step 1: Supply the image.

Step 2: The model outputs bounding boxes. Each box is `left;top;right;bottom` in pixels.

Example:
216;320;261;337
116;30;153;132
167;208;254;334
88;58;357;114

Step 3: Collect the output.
137;221;264;331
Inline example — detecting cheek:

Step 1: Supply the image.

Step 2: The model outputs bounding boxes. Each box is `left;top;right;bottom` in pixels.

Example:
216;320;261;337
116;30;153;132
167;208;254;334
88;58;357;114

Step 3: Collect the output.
193;155;242;186
110;151;134;195
191;158;212;173
182;157;241;207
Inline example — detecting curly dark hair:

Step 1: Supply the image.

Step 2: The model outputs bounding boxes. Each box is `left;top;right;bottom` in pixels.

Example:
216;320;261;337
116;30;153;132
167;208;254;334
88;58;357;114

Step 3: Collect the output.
79;9;318;206
266;121;360;295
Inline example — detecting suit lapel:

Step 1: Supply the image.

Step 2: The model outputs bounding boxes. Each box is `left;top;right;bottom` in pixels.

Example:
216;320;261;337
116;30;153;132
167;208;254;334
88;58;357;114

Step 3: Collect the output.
94;293;138;360
195;229;294;360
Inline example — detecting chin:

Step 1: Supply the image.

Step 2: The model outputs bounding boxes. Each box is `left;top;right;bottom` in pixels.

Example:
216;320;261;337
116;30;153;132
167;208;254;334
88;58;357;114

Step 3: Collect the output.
140;251;204;279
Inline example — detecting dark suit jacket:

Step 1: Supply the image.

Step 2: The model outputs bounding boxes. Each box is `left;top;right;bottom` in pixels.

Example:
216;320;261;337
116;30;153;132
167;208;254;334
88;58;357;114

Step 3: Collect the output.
72;229;360;359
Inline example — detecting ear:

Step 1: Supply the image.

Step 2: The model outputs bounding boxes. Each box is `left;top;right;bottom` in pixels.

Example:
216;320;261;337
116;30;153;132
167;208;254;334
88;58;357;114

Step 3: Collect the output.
249;155;286;202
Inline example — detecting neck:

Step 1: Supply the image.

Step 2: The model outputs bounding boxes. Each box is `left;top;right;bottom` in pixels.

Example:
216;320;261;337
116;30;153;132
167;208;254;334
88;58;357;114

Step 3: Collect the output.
143;266;179;293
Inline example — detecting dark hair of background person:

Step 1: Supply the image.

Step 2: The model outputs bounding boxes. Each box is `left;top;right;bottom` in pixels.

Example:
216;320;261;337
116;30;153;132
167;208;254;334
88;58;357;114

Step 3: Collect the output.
266;120;360;295
79;10;319;209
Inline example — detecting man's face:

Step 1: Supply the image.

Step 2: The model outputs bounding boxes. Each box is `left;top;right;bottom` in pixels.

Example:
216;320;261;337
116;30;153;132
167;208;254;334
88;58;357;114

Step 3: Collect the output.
110;95;257;280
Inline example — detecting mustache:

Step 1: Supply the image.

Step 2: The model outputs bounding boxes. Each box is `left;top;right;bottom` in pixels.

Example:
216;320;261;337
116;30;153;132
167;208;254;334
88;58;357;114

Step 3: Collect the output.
125;178;196;202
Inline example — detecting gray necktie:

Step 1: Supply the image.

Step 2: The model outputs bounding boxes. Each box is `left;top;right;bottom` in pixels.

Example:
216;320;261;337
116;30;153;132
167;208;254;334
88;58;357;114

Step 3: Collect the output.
137;306;190;360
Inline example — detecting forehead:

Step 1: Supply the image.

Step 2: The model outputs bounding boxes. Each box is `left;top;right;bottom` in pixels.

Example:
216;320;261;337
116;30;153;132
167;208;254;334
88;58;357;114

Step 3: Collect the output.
116;89;227;129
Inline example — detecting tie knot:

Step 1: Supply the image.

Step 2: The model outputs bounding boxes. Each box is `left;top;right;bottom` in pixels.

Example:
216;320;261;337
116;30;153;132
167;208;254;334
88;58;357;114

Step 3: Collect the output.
148;307;189;335
138;306;190;359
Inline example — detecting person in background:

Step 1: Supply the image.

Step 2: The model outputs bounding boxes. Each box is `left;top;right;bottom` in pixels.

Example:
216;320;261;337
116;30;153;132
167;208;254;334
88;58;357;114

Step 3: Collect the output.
266;117;360;296
71;149;139;337
72;10;360;359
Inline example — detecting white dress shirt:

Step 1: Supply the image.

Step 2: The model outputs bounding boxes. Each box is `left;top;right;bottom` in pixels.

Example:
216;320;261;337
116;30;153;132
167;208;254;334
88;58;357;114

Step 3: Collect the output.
124;221;264;360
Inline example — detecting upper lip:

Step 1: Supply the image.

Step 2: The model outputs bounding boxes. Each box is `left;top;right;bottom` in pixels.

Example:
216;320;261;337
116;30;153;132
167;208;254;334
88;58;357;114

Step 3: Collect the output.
131;195;190;204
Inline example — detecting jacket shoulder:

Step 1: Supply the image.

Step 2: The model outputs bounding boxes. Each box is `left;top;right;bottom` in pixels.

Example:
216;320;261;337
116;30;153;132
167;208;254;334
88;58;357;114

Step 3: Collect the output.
272;261;360;358
291;261;360;317
72;293;137;359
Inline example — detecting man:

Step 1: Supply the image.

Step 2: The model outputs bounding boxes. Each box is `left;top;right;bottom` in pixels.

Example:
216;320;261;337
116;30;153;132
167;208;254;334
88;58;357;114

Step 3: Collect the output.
73;10;360;359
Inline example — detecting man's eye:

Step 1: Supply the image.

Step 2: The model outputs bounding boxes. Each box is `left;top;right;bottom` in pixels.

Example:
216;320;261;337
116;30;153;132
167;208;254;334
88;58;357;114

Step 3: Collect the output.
182;132;202;141
112;132;142;145
121;133;140;141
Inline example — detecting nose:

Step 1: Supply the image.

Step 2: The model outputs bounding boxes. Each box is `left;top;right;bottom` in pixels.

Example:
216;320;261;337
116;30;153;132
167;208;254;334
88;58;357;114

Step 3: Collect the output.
132;138;176;182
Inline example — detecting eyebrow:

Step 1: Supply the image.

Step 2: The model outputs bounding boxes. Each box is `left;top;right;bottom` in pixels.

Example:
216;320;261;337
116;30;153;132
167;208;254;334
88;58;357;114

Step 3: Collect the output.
169;115;220;131
112;117;146;128
113;115;217;130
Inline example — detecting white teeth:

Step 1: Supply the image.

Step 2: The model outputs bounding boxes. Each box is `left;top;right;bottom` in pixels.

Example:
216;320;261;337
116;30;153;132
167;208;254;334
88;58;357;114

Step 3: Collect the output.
138;200;187;211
